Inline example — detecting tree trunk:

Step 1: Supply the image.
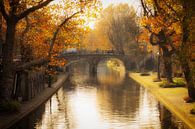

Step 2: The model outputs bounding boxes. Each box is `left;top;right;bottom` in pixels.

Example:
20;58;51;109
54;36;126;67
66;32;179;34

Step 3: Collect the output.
0;19;16;102
179;1;195;99
181;59;195;99
161;46;173;83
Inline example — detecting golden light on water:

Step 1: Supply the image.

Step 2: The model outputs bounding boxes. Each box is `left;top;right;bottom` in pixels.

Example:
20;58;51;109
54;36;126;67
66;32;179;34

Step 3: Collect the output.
29;62;164;129
97;59;126;86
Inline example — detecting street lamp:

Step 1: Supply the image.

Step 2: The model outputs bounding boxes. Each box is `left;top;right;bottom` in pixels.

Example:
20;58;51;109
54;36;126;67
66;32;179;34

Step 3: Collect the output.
156;48;161;81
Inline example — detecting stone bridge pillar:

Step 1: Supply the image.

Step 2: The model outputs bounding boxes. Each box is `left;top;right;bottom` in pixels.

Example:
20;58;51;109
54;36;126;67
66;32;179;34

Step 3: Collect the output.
88;58;100;77
120;56;132;71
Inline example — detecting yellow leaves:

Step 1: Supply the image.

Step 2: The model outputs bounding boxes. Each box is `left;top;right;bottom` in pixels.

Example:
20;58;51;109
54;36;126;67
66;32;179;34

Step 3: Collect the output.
171;22;182;34
140;16;147;26
14;0;101;69
140;16;165;34
145;0;154;6
49;56;67;67
138;29;150;43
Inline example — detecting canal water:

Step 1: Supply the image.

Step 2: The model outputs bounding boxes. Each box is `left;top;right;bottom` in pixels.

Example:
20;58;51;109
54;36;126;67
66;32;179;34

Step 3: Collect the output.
10;60;188;129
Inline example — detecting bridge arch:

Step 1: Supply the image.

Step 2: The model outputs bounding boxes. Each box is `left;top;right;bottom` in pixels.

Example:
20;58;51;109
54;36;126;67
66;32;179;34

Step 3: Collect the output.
61;53;134;75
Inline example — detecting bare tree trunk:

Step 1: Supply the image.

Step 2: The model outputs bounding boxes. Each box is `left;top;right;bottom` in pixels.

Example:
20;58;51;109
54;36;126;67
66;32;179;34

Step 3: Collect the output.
150;32;174;83
180;2;195;99
0;18;16;101
161;46;173;83
181;59;195;99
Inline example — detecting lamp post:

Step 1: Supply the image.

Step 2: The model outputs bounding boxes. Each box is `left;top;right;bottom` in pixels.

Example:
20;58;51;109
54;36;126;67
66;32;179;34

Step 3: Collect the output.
157;47;161;81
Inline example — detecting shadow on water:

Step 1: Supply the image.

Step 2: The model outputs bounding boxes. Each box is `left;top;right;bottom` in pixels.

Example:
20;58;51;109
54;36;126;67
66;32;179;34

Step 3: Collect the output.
10;60;189;129
9;105;45;129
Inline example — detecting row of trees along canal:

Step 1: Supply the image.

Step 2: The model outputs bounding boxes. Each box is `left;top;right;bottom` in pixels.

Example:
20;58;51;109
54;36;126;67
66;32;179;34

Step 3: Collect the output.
0;0;101;104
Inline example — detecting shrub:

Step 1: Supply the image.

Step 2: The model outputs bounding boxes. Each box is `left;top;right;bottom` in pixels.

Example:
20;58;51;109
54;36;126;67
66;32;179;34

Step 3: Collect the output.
0;100;21;112
159;78;186;88
160;82;177;88
174;78;186;86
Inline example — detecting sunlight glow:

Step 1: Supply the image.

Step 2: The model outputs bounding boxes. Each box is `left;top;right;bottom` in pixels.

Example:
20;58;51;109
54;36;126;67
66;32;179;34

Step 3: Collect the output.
88;21;96;30
101;0;140;8
101;0;141;14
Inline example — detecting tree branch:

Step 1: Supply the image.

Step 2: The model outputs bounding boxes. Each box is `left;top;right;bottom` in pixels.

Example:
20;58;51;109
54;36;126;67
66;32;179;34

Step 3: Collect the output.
140;0;148;16
162;0;180;19
48;11;81;56
0;0;8;20
16;0;53;21
140;0;155;17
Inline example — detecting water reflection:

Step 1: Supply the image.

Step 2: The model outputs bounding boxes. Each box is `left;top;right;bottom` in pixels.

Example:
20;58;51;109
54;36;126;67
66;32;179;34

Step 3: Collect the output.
96;78;161;129
11;61;188;129
97;61;125;86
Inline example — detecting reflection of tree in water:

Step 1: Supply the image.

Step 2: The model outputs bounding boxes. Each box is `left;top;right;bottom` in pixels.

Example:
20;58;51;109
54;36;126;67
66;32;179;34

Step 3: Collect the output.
96;77;141;122
55;88;76;129
136;86;161;128
70;60;140;121
30;88;77;129
11;60;184;129
158;104;188;129
10;104;45;129
97;61;125;86
69;62;101;86
13;87;76;129
69;62;91;85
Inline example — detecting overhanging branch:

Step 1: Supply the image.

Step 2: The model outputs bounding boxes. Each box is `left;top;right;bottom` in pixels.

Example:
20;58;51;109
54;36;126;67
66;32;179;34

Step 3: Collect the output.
16;0;53;21
48;11;81;56
0;0;8;20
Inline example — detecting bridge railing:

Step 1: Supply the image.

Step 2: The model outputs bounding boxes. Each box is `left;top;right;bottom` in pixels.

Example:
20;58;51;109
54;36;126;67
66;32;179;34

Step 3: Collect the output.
62;50;124;56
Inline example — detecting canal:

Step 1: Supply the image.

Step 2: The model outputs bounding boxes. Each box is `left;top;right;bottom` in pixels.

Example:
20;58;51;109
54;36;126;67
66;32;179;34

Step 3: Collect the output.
10;60;188;129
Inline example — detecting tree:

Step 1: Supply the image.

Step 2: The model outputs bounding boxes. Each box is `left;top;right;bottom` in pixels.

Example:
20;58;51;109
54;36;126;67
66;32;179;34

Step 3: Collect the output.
139;0;182;83
140;0;195;100
0;0;100;102
175;0;195;100
0;0;55;102
99;4;139;54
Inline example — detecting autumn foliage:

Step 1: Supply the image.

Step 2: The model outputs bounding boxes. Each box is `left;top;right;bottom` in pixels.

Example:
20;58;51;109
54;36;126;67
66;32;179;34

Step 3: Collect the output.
0;0;101;101
139;0;195;99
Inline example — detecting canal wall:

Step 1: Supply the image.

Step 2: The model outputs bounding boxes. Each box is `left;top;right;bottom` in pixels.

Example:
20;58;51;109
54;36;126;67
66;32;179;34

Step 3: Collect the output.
0;73;69;129
129;72;195;129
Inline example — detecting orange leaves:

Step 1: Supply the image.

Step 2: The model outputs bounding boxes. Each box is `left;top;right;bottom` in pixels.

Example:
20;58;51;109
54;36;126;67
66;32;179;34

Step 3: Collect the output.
171;22;182;34
13;0;101;69
138;0;192;58
138;29;150;43
49;56;66;67
140;16;165;34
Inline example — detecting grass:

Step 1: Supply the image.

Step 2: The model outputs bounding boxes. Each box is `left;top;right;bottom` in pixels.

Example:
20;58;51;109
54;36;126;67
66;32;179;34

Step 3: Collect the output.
159;78;186;88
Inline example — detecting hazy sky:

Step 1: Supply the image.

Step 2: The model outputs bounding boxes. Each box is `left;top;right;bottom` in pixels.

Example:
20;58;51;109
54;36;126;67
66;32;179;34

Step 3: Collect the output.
101;0;141;10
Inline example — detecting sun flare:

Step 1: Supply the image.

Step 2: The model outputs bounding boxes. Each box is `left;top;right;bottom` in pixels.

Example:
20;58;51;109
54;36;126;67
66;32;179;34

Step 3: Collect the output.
88;21;96;30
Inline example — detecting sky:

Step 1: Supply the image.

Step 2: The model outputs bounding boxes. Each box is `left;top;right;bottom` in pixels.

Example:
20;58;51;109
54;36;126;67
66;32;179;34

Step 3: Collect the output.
52;0;141;13
101;0;141;11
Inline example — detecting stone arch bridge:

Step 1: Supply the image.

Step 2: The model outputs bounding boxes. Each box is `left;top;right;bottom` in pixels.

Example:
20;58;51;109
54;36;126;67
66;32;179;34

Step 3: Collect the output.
59;53;135;75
